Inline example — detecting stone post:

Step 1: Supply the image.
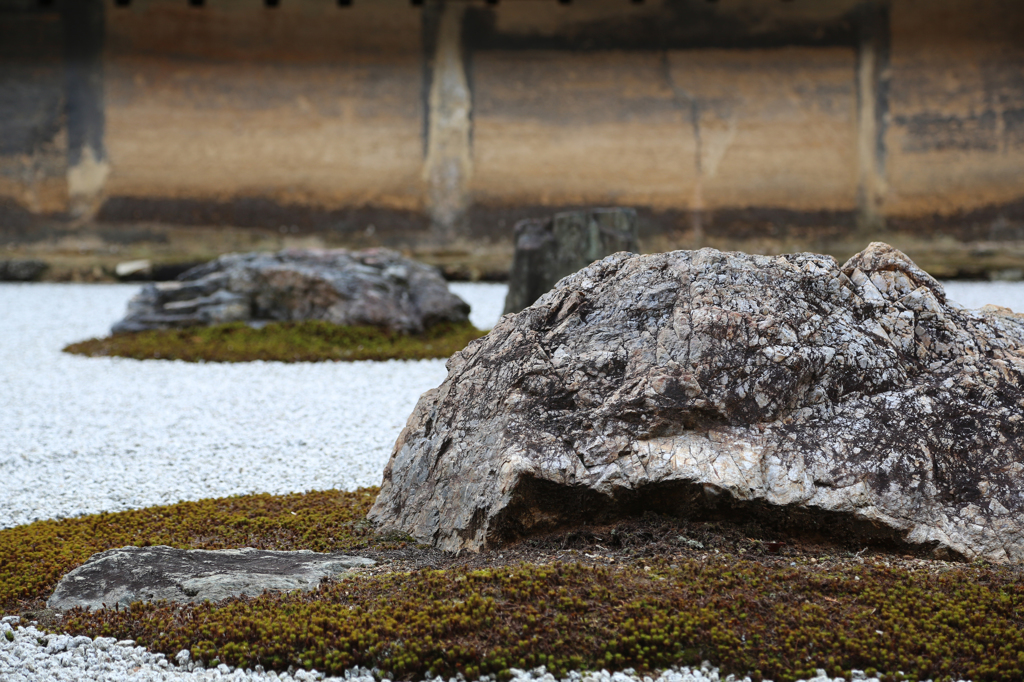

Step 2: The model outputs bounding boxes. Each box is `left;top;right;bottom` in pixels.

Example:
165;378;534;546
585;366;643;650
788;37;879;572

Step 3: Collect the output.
503;208;639;315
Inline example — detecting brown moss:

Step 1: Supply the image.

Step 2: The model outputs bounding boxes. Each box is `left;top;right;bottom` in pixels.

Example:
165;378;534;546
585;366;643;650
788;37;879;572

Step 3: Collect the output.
0;488;381;614
58;559;1024;682
7;489;1024;682
62;320;485;363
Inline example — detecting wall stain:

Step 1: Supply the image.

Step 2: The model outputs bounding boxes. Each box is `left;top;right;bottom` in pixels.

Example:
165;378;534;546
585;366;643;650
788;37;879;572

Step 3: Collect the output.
896;110;1001;153
463;1;861;52
61;0;105;170
96;196;428;237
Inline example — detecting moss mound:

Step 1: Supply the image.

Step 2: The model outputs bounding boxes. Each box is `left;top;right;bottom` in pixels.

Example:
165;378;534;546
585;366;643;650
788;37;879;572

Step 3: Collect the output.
59;559;1024;682
63;320;485;363
5;489;1024;682
0;488;380;614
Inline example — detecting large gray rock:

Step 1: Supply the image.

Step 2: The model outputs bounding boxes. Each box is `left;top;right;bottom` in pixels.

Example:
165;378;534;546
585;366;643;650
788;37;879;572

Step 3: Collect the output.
369;243;1024;562
111;248;470;335
47;546;374;611
503;208;638;315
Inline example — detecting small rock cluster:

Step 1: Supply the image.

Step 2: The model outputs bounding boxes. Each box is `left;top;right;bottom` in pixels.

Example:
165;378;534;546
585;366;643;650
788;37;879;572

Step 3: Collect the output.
370;243;1024;561
111;249;470;335
0;618;332;680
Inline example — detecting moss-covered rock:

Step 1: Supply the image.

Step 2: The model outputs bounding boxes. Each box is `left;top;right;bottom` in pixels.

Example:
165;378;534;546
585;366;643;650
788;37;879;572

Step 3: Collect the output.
0;488;379;614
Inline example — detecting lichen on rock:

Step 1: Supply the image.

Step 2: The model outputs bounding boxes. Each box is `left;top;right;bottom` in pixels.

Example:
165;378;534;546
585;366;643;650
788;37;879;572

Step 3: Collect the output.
47;546;374;611
368;243;1024;562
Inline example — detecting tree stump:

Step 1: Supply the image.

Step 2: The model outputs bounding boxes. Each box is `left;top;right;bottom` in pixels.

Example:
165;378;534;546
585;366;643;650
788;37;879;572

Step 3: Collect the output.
503;207;638;315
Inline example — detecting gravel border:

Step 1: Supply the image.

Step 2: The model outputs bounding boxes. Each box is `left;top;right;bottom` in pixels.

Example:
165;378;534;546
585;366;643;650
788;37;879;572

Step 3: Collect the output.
2;618;946;682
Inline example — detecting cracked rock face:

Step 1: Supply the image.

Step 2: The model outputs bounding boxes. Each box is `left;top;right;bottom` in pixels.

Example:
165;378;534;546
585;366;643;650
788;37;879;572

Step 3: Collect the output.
368;243;1024;562
47;546;375;611
111;248;470;335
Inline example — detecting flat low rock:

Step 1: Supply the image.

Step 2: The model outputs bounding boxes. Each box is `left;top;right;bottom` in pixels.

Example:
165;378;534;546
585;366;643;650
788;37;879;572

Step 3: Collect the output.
111;248;470;335
368;243;1024;562
47;546;374;611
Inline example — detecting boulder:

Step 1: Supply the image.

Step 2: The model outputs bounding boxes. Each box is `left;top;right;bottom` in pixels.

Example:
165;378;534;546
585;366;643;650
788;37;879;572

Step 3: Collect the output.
47;546;375;611
368;243;1024;562
111;248;470;335
503;208;638;315
0;259;48;282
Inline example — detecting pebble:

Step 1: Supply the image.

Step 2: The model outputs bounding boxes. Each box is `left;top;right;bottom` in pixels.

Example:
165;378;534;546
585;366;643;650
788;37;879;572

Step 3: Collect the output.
0;280;1013;531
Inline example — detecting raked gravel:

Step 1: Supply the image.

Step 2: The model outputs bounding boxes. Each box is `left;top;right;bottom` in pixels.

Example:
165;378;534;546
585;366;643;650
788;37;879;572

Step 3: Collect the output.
940;280;1024;312
0;282;507;531
0;278;1013;682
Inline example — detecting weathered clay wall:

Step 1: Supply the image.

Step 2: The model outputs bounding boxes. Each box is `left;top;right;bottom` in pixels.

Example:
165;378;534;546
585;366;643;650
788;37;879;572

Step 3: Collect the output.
467;0;863;220
884;0;1024;228
471;47;859;212
103;0;424;213
1;0;1023;278
0;3;67;217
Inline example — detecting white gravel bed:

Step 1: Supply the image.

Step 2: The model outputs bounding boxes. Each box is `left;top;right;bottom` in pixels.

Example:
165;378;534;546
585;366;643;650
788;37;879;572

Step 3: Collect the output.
1;619;940;682
941;280;1024;312
0;282;508;531
448;282;509;330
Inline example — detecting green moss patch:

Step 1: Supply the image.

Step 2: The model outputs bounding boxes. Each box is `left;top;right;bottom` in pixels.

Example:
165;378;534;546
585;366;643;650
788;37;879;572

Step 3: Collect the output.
0;488;382;614
63;320;485;363
6;490;1024;682
59;559;1024;682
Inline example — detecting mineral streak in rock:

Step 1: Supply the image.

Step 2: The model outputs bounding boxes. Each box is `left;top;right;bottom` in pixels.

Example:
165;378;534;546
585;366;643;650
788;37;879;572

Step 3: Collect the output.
368;243;1024;562
47;546;375;611
111;248;470;335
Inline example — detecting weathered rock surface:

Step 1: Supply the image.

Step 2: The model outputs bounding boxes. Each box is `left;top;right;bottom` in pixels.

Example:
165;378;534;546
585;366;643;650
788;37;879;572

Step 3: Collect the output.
47;546;374;611
369;243;1024;562
503;208;638;315
111;248;470;335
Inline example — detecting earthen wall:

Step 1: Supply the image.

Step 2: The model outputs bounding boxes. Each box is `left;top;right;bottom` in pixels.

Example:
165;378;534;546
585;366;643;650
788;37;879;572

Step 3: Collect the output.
1;0;1023;273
